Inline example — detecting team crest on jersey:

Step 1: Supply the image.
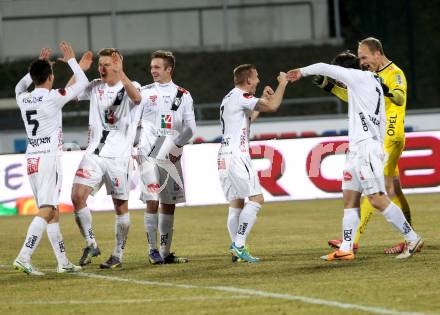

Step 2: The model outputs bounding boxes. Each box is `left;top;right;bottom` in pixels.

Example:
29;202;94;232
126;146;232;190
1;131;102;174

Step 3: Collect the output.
27;157;40;175
161;114;173;129
98;89;104;98
149;95;158;104
57;88;66;96
104;109;116;124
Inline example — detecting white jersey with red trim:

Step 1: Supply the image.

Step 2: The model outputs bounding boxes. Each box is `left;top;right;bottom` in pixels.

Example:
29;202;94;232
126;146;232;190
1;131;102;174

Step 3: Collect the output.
79;79;141;158
137;81;194;156
300;63;386;148
218;87;259;157
16;59;88;156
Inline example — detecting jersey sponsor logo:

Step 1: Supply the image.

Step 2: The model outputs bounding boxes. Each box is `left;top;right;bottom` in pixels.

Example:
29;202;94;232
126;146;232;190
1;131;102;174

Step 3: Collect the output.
27;157;40;175
58;88;66;96
75;168;91;179
242;93;253;99
28;136;51;147
387;114;398;136
358;112;369;131
343;170;352;181
161;114;173;129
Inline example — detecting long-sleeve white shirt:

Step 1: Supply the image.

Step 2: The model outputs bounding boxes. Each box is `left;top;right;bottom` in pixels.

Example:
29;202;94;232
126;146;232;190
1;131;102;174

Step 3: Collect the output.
16;58;89;156
301;63;386;148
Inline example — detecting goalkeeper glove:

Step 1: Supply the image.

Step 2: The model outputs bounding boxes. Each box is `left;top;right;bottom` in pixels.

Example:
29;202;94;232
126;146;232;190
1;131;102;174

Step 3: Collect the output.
313;75;335;93
380;82;394;97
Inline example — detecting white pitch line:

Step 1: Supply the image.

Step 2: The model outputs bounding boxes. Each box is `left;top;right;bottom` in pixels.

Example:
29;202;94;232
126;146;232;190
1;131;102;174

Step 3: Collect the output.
5;296;251;305
1;265;436;315
72;272;435;315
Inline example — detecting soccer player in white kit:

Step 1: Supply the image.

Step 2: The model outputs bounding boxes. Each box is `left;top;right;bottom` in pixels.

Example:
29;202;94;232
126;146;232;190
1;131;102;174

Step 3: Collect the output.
13;42;88;275
137;50;196;264
287;51;423;260
71;48;142;269
218;64;288;263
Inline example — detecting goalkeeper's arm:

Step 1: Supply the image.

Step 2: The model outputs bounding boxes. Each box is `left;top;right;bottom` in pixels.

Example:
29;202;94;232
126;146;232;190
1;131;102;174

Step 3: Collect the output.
313;75;348;103
381;82;405;106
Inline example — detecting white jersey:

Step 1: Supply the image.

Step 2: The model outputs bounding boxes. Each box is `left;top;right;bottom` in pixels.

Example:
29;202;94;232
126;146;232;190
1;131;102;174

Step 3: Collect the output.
138;81;195;156
79;79;141;158
301;63;386;148
16;59;88;156
219;87;259;157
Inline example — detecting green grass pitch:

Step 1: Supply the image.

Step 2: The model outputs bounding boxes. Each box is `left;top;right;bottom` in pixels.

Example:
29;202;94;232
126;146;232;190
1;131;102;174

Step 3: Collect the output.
1;193;439;315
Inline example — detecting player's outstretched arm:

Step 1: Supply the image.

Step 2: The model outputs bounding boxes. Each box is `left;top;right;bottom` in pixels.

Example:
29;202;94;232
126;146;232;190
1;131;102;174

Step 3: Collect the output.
66;51;93;88
112;52;142;105
55;41;89;105
15;47;52;96
254;72;288;113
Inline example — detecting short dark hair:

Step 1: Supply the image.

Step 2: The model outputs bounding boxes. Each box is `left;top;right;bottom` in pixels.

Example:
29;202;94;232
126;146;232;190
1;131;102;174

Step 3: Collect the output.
151;50;175;71
233;64;256;85
98;47;123;59
29;59;52;85
359;37;384;55
332;51;360;70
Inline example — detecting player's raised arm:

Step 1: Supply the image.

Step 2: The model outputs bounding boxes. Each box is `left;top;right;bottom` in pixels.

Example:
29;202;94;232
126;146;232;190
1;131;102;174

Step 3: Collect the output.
66;50;93;88
111;52;142;105
55;41;89;104
254;72;288;112
15;48;53;97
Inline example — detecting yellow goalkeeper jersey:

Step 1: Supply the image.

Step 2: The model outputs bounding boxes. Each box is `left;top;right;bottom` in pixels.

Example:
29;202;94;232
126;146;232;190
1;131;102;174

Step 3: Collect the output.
331;62;407;142
377;62;407;142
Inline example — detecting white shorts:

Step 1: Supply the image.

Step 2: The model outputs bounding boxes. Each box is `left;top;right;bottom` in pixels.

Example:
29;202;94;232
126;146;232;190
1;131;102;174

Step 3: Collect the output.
27;155;62;208
218;154;262;202
138;156;185;204
342;141;386;195
73;153;131;200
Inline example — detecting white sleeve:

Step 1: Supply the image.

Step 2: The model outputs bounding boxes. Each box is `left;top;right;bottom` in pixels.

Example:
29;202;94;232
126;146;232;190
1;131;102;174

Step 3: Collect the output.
300;63;355;87
48;59;89;109
239;93;259;111
174;117;196;146
15;73;33;98
174;93;196;146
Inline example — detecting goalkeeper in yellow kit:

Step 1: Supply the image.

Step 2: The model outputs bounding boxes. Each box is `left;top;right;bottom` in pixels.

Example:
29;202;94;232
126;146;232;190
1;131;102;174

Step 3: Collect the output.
318;37;412;254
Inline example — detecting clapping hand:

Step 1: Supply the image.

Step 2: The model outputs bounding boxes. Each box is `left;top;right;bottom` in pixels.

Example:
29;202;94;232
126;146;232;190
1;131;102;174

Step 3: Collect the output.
58;41;75;63
79;51;93;71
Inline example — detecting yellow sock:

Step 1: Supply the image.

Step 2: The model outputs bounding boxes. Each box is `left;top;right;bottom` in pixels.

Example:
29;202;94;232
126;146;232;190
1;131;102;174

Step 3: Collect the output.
396;193;412;225
353;197;376;245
